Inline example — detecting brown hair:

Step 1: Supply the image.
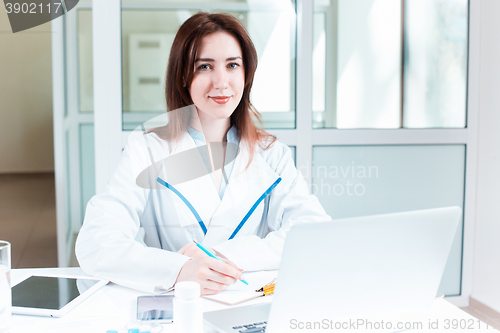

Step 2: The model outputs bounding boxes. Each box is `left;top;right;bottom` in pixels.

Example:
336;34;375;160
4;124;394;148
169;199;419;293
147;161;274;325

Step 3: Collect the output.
162;12;276;161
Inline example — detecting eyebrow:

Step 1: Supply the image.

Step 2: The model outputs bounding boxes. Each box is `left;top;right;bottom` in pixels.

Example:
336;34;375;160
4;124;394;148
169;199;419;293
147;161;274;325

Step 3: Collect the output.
195;56;242;62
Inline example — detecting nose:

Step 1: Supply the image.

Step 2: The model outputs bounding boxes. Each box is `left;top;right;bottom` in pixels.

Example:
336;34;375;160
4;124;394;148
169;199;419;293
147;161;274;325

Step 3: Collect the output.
212;67;228;90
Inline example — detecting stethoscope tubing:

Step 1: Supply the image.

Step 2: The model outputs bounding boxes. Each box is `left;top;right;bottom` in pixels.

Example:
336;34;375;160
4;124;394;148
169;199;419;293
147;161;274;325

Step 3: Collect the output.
156;176;282;240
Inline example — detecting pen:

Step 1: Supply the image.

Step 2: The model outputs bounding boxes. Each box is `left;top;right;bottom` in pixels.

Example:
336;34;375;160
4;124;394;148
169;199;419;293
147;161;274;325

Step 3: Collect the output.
193;240;249;285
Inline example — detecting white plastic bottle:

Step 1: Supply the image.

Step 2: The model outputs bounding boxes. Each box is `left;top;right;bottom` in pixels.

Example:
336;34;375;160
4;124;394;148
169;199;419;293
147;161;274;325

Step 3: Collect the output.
173;281;203;333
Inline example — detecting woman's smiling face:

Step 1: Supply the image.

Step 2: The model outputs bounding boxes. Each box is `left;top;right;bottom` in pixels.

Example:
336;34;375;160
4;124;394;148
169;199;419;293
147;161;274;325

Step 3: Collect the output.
188;31;245;123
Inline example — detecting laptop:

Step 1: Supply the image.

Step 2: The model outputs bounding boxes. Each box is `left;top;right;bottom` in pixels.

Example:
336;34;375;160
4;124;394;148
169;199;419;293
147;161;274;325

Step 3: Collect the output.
204;206;461;333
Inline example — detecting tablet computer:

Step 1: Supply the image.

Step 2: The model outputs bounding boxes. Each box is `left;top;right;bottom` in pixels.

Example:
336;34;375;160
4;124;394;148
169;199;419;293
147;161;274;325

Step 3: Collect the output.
11;274;108;317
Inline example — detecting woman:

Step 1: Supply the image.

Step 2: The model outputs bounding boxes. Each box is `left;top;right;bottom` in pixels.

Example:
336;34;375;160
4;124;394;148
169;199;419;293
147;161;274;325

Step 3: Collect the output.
76;12;330;295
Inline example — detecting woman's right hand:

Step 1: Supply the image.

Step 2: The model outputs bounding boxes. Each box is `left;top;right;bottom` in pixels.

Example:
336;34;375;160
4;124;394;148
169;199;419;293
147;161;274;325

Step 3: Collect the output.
177;243;243;271
175;257;243;295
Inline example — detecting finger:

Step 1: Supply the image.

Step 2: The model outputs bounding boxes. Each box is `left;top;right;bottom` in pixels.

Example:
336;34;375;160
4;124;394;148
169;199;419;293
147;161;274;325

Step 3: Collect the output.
204;258;242;280
205;284;229;294
197;261;237;285
212;249;229;261
202;287;224;295
197;278;229;295
221;258;241;270
177;244;191;255
185;247;205;258
212;250;243;271
205;278;231;290
178;244;208;258
187;258;236;284
206;270;237;285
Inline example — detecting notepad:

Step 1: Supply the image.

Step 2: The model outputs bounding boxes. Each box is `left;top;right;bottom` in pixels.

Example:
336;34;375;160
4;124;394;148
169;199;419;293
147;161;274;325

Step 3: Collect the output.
203;290;265;305
202;271;278;306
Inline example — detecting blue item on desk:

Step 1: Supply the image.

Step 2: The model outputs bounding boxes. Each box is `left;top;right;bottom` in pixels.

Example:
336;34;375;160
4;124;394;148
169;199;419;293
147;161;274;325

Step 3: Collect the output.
106;329;151;333
106;328;151;333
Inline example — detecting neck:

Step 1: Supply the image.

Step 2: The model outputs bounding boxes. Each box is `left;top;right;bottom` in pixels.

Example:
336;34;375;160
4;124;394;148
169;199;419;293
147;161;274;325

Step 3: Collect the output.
190;111;231;143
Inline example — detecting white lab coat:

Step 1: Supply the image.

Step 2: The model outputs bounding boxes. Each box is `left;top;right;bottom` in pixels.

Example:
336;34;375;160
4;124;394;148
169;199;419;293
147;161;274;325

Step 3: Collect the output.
75;129;331;293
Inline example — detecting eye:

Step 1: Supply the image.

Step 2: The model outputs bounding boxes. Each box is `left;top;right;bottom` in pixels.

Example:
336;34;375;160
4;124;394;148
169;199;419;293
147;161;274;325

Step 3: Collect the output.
227;62;240;69
197;64;211;71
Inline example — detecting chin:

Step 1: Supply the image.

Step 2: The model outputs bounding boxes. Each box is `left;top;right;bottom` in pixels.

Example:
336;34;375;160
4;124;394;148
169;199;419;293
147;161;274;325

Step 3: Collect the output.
214;111;235;120
208;105;238;119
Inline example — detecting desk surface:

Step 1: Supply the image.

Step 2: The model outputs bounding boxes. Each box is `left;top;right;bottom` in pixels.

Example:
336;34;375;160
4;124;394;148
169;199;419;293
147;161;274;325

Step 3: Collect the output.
8;267;498;333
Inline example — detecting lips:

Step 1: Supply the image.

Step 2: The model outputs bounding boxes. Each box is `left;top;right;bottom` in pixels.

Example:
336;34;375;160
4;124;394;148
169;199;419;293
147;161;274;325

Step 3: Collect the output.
210;96;231;104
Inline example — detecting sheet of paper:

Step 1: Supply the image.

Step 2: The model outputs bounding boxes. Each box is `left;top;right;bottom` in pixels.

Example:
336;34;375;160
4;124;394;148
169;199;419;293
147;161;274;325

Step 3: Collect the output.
203;271;278;306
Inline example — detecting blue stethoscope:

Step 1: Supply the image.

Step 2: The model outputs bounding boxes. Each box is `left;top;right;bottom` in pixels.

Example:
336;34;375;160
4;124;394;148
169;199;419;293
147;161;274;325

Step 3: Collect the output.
142;127;281;240
156;176;281;240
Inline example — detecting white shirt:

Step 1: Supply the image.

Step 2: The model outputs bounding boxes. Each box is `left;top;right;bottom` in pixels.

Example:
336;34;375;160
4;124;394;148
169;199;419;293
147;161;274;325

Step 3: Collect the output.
186;125;239;199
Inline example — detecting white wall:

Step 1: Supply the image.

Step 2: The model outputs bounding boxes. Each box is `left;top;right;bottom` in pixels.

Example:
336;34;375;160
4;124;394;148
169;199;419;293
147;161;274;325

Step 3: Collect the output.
472;0;500;313
0;12;54;173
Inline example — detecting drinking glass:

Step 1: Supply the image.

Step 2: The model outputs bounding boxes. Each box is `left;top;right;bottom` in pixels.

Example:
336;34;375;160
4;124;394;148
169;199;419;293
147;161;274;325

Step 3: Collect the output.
0;241;11;332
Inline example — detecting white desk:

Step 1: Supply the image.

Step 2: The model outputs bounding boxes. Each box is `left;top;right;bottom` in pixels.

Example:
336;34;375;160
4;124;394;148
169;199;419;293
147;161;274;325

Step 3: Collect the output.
9;268;498;333
10;267;273;333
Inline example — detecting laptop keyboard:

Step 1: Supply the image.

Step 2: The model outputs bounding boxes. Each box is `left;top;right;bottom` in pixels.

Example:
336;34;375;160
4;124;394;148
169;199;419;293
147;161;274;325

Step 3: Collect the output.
232;321;267;332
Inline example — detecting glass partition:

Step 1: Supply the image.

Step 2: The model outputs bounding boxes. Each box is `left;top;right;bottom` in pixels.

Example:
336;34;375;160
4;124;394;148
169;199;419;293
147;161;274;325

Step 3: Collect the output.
79;124;95;222
403;0;468;128
312;144;465;296
78;9;93;113
312;0;468;129
289;146;296;165
313;0;402;128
